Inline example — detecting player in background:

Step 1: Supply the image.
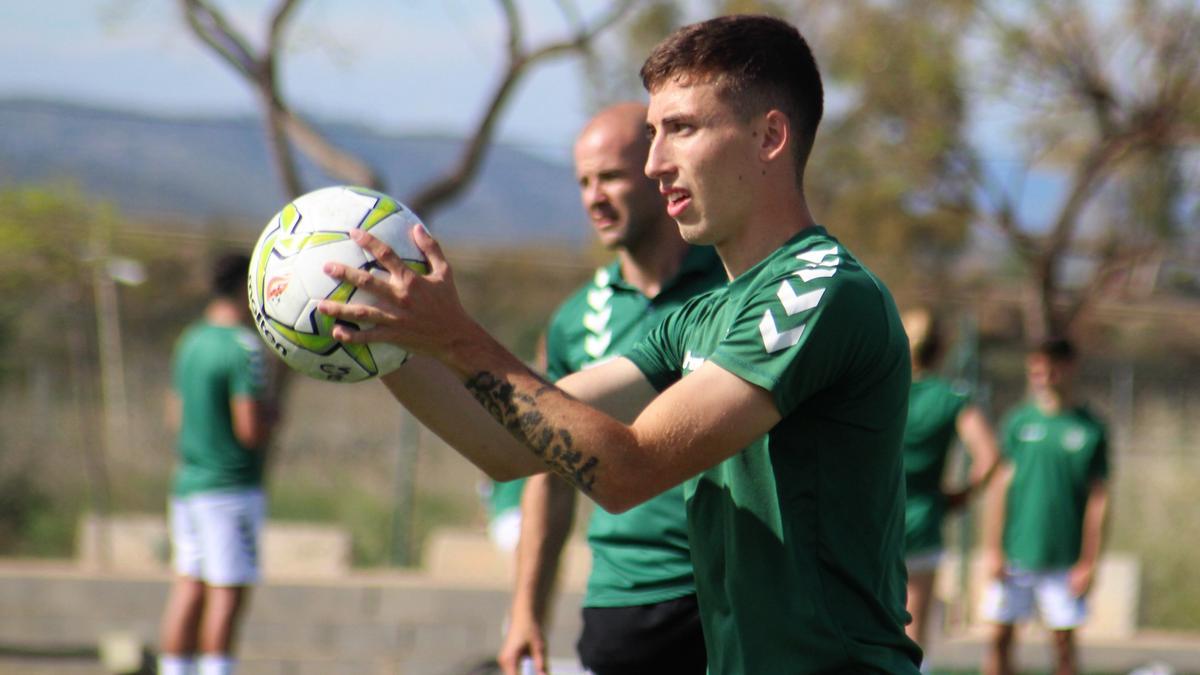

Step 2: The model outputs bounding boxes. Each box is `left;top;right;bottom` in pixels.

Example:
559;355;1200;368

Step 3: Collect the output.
981;337;1111;675
320;15;922;672
159;253;277;675
900;307;1000;665
497;102;724;675
485;476;527;553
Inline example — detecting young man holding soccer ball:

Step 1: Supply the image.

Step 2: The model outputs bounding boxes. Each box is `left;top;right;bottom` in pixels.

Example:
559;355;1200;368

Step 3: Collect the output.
321;14;921;672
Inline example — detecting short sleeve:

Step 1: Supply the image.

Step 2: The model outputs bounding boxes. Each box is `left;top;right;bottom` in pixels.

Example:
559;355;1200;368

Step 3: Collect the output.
229;329;267;399
949;381;973;416
626;306;686;393
708;250;874;416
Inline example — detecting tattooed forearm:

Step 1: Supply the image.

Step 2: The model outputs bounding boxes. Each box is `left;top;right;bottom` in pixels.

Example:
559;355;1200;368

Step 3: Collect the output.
465;371;599;493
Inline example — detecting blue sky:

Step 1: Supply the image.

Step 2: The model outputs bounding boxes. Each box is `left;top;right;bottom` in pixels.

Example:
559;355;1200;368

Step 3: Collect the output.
0;0;1111;233
0;0;600;162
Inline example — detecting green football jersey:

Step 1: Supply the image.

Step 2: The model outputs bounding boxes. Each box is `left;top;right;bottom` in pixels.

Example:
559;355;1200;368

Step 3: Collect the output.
903;377;971;555
171;321;268;497
627;226;921;674
547;246;726;608
1000;402;1110;570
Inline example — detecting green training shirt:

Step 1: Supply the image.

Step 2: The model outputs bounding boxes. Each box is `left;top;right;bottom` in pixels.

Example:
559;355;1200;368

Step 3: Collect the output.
171;321;268;497
1000;402;1110;570
903;376;971;555
627;226;921;674
547;246;726;608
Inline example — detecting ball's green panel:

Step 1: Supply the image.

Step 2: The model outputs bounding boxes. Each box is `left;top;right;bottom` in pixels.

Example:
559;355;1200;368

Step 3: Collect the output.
273;231;349;258
279;202;301;231
254;229;279;303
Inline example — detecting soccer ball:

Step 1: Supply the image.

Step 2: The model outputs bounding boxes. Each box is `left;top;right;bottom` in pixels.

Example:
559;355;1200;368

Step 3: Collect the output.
247;185;428;383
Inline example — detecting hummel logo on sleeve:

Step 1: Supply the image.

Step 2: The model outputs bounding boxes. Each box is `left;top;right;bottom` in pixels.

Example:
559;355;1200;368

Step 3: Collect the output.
794;245;840;282
586;286;613;310
759;310;805;353
583;306;612;334
757;246;838;353
585;331;612;358
582;267;615;360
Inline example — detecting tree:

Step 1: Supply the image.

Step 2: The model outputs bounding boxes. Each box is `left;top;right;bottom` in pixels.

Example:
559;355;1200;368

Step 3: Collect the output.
606;0;1200;340
802;0;977;286
180;0;635;215
970;0;1200;339
605;0;979;285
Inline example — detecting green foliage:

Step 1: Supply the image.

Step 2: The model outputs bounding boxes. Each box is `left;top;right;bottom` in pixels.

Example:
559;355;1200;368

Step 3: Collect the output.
269;476;394;566
1109;454;1200;630
805;0;975;284
0;471;81;558
598;2;977;286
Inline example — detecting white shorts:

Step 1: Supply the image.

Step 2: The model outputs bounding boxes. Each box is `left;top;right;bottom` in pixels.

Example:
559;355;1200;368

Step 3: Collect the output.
487;508;522;553
169;488;265;586
905;548;944;575
980;566;1087;630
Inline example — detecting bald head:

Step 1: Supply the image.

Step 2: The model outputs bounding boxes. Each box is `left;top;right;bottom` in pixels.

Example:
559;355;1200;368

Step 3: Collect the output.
574;102;650;162
573;102;666;252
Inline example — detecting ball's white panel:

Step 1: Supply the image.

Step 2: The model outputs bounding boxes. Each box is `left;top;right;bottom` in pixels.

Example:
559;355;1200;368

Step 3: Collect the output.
366;211;426;263
371;343;409;374
295;238;365;304
297;298;326;336
290;186;377;234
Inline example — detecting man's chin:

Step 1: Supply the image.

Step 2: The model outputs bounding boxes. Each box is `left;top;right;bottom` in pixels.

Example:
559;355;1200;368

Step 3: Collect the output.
675;219;710;244
595;230;625;249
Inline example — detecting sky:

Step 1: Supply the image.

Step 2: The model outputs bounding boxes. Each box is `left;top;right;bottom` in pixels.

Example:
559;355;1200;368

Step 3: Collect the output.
0;0;604;162
0;0;1126;234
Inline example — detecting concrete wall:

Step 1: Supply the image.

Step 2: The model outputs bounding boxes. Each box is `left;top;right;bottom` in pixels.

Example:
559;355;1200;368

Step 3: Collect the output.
0;518;1148;674
0;560;584;675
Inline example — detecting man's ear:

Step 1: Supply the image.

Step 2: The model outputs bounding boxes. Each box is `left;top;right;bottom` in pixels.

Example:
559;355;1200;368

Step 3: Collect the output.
758;109;790;163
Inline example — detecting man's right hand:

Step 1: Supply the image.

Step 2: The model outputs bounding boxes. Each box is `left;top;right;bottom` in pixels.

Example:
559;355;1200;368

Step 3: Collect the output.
497;612;548;675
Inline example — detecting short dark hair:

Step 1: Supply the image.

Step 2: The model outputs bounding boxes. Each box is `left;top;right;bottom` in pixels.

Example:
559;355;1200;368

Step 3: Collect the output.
640;14;824;181
211;252;250;299
1031;336;1077;363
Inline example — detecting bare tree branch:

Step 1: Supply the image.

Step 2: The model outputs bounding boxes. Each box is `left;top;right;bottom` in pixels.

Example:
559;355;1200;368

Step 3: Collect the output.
407;0;636;216
181;0;256;78
180;0;381;198
969;0;1200;339
1060;240;1160;328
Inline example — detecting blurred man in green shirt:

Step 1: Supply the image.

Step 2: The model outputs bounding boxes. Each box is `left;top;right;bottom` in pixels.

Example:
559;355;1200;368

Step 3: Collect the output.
497;102;724;675
900;307;999;663
982;337;1111;675
159;253;276;675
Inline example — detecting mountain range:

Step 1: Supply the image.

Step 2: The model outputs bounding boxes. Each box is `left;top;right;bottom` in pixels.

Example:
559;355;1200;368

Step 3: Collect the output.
0;98;590;246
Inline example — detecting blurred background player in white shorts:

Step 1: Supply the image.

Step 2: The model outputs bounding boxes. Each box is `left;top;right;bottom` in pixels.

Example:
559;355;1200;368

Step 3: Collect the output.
158;253;278;675
980;337;1111;675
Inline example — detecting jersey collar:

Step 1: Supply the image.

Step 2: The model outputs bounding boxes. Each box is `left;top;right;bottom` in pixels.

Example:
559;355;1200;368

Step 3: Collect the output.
598;245;722;296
